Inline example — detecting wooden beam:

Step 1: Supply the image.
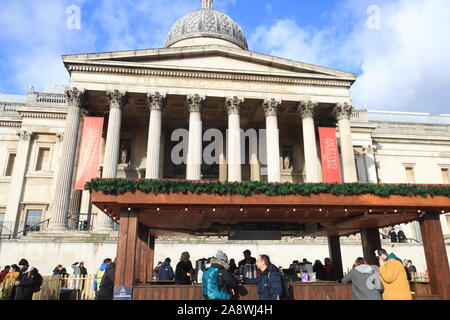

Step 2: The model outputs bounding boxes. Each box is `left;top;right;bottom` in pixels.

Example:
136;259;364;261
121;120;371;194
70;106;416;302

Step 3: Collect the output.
328;236;344;281
420;211;450;300
360;228;381;266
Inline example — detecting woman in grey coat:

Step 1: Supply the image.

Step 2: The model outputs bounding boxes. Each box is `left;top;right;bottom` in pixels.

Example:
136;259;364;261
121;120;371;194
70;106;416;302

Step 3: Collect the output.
342;257;383;300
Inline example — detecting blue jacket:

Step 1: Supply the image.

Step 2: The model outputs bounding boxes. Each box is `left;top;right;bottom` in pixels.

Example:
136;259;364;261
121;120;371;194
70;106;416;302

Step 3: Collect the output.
257;264;283;300
158;262;174;281
94;263;109;293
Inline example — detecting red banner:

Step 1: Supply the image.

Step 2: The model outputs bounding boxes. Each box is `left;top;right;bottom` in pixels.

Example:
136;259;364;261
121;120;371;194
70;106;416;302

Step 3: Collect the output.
74;117;104;190
318;127;342;183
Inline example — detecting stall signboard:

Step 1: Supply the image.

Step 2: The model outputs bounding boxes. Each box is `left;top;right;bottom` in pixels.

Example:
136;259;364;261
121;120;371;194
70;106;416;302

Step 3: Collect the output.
113;286;133;300
318;127;342;183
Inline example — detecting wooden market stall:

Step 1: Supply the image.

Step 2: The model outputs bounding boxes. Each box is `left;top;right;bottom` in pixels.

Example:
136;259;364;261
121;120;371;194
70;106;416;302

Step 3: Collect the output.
89;179;450;300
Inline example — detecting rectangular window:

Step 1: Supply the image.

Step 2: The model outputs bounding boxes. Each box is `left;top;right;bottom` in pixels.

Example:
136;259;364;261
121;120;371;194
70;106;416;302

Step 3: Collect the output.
35;147;51;171
5;153;16;176
0;212;5;224
442;168;450;184
24;210;42;235
405;167;415;183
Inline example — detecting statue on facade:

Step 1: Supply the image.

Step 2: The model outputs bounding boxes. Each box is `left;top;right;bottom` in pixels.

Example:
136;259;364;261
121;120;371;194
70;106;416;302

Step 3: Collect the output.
120;144;130;164
283;154;292;170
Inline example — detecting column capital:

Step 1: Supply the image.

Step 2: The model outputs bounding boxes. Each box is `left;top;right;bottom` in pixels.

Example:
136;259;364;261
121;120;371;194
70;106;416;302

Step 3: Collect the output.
225;96;244;114
297;100;318;119
106;90;128;110
16;130;33;141
262;98;281;117
335;102;354;121
146;92;167;111
65;87;87;108
185;94;205;113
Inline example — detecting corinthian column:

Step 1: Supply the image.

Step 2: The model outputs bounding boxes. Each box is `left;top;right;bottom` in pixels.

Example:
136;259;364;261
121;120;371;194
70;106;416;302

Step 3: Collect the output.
95;90;128;232
335;102;357;183
146;92;167;179
4;130;33;232
298;100;321;183
262;98;281;182
186;94;205;180
48;88;87;231
225;96;244;182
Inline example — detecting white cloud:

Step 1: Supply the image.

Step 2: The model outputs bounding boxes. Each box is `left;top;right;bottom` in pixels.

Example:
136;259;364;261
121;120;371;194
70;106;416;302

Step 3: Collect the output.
249;0;450;114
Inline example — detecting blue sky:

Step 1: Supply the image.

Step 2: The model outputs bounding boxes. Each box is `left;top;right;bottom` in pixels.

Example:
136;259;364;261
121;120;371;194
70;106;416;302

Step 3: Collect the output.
1;0;449;114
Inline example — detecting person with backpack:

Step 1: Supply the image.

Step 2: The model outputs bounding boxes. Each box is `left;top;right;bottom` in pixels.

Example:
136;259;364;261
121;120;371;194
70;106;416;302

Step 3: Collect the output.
256;254;284;300
96;259;116;300
202;250;239;300
14;258;43;300
342;257;383;300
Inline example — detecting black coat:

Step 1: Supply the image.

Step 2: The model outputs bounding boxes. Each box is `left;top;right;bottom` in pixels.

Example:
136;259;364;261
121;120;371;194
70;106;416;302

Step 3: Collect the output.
15;268;39;300
96;262;115;300
175;261;194;285
313;263;328;281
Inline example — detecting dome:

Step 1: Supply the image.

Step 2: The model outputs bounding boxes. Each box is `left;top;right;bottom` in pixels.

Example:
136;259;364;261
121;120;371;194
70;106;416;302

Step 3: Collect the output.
165;8;248;50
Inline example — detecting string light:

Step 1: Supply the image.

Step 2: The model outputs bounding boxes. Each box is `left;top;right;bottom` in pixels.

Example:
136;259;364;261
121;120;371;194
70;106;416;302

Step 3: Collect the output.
127;207;131;212
319;207;323;212
293;206;296;212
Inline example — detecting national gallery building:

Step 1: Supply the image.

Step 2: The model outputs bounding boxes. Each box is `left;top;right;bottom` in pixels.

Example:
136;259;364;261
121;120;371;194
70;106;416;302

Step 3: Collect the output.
0;1;449;273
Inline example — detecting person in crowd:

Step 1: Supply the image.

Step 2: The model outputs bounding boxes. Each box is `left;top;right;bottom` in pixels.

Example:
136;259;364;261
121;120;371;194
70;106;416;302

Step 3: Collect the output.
71;261;87;275
53;264;64;275
94;258;112;296
153;261;163;280
376;249;412;300
397;228;407;243
5;264;20;300
71;261;88;293
406;260;417;273
324;258;334;280
228;259;238;274
0;265;10;282
342;257;383;300
313;260;328;281
175;252;194;285
202;250;239;300
96;258;116;300
14;258;42;300
238;249;256;268
158;257;175;281
388;228;398;243
256;254;283;300
302;258;312;264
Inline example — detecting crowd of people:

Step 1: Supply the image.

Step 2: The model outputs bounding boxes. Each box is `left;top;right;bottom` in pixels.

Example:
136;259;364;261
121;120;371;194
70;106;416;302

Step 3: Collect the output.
342;249;419;300
0;248;421;301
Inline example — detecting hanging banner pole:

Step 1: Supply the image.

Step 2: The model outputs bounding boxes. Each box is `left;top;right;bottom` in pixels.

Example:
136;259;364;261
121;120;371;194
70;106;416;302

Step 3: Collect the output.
318;127;342;183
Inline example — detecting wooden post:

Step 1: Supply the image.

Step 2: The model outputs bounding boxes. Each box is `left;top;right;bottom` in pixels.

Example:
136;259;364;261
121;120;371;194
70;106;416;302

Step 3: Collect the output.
328;236;344;281
419;211;450;300
361;228;381;266
115;209;138;287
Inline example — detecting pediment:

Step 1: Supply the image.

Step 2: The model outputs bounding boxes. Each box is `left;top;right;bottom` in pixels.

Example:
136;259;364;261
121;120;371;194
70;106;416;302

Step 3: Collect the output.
63;45;357;82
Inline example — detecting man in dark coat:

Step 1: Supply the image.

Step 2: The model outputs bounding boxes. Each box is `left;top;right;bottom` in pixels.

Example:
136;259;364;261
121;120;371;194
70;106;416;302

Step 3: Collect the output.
256;254;283;300
96;261;116;300
15;258;39;300
397;228;407;243
158;258;175;281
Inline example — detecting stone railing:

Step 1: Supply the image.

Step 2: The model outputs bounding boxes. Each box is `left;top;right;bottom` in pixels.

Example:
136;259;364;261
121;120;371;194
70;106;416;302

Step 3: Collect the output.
36;93;67;104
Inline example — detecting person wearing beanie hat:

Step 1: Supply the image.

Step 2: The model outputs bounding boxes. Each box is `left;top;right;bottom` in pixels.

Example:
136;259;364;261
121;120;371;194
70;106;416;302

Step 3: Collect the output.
215;250;229;263
18;259;29;267
202;250;239;300
14;258;42;300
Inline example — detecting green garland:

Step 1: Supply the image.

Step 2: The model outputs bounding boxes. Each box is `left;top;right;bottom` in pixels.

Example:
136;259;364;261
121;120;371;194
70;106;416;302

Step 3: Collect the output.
84;178;450;198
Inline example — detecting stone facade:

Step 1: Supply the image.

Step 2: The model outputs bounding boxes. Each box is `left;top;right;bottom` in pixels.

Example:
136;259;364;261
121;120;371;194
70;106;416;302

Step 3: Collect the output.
1;3;449;274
